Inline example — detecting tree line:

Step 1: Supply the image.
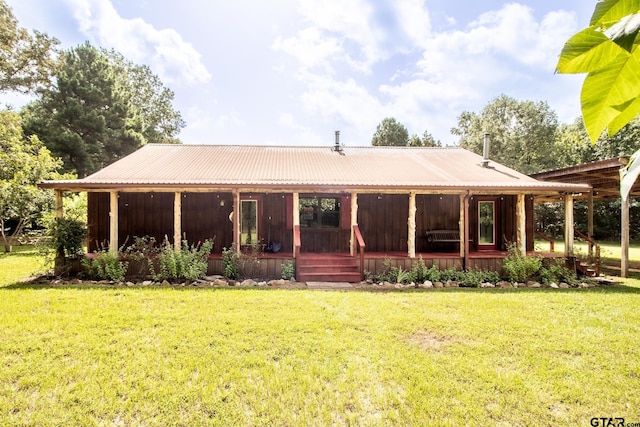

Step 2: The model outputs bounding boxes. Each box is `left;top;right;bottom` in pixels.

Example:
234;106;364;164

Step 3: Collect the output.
371;96;640;240
0;0;183;251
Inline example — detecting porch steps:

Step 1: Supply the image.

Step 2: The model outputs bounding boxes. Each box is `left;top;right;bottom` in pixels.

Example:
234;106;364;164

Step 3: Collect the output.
297;254;362;283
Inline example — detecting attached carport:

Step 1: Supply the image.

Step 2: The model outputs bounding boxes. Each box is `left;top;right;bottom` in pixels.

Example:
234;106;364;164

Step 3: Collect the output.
531;157;640;277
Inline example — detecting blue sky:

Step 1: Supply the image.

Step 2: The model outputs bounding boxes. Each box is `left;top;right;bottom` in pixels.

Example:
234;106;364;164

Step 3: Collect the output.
5;0;595;146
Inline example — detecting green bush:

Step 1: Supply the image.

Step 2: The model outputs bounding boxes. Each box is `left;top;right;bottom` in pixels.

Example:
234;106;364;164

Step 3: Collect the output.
151;239;214;282
281;260;294;280
539;259;577;285
502;244;542;283
82;250;128;282
50;218;87;257
222;247;240;280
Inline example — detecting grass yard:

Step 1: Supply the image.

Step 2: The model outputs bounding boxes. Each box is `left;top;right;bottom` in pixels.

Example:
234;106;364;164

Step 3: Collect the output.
0;245;50;286
1;247;639;425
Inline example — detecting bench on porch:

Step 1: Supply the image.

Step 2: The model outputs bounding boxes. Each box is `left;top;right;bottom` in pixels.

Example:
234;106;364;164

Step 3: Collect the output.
425;230;460;243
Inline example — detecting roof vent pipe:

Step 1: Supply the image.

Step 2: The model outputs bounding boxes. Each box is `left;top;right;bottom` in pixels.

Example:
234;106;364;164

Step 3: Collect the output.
333;130;344;154
482;132;490;167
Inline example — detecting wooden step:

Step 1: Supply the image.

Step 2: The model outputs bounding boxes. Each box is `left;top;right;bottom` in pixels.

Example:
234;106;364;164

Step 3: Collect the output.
296;254;362;282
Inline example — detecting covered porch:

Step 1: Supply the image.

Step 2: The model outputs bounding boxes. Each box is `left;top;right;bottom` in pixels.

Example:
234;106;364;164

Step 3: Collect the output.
72;187;580;281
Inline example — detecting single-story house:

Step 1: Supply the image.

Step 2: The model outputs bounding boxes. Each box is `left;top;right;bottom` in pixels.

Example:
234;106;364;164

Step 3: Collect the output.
39;138;590;281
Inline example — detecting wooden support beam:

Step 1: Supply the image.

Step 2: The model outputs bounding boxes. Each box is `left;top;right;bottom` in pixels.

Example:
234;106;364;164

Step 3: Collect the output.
564;194;574;257
408;192;416;258
233;190;240;252
459;194;465;258
588;191;594;258
292;192;300;257
350;192;358;256
622;196;630;278
516;194;526;255
109;191;118;252
174;192;182;252
464;193;470;268
55;190;64;220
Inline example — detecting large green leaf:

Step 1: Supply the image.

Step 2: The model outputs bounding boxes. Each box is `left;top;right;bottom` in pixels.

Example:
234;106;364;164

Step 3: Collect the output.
556;27;627;73
581;47;640;141
620;148;640;201
591;0;640;27
608;95;640;134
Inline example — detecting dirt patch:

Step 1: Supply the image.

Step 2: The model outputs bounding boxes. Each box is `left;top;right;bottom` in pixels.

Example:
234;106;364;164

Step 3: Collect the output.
407;331;453;352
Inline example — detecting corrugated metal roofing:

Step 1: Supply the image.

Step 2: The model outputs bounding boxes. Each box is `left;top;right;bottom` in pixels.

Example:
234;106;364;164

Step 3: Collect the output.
40;144;591;192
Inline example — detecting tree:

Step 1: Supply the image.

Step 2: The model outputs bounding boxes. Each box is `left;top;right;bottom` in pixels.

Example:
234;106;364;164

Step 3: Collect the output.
371;117;409;146
452;95;559;174
22;42;184;177
0;110;64;252
409;130;442;147
0;0;58;93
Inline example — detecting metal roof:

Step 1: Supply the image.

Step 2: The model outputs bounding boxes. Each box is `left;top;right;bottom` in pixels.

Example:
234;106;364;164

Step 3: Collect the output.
40;144;590;194
531;157;637;200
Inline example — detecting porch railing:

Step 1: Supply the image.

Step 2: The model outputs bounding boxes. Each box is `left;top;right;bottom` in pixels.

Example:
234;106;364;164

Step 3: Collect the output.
535;229;555;252
353;225;366;279
575;229;600;276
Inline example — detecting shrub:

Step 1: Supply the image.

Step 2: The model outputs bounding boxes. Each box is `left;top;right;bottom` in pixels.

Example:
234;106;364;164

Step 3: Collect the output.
222;247;240;280
50;217;87;258
539;259;577;285
82;250;128;282
502;244;542;283
151;239;214;282
281;260;294;280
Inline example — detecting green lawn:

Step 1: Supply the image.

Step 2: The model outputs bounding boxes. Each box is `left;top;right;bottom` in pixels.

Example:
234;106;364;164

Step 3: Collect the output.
0;245;50;286
1;247;639;425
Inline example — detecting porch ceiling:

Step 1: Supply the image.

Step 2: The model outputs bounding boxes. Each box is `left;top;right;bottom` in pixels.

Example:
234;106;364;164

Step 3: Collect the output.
531;157;639;201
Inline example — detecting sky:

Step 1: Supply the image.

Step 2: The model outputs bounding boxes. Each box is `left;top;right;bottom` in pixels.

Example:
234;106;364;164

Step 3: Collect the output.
4;0;595;147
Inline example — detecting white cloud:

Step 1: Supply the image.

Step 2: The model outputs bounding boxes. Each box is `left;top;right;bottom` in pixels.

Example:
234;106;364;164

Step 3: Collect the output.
272;28;343;73
64;0;211;84
274;2;581;145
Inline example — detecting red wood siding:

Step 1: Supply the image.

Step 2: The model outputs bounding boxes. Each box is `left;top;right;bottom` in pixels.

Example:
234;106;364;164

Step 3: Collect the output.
416;194;460;252
87;192;110;252
118;192;174;247
357;194;409;252
182;193;233;252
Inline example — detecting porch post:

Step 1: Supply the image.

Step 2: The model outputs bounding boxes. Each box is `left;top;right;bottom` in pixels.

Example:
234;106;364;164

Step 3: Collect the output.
588;191;594;259
459;193;465;258
109;191;118;252
174;192;182;252
55;190;64;220
621;196;630;278
233;190;240;252
408;192;416;258
292;192;299;257
463;193;470;268
350;192;358;256
516;194;526;255
564;193;574;257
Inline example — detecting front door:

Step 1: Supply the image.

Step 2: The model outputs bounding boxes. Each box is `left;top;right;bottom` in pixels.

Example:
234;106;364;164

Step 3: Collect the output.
477;198;498;250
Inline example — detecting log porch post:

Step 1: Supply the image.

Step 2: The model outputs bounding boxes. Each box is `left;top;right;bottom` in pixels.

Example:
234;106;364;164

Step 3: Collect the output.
588;191;594;259
516;194;526;255
459;193;465;258
232;190;240;252
408;191;416;259
55;190;64;220
350;192;358;256
292;192;299;257
109;191;118;252
174;192;182;252
622;196;630;278
564;193;574;257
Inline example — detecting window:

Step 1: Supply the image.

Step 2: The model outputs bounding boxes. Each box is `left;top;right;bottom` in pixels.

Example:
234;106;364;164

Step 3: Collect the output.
241;200;258;244
477;199;497;250
299;196;340;228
